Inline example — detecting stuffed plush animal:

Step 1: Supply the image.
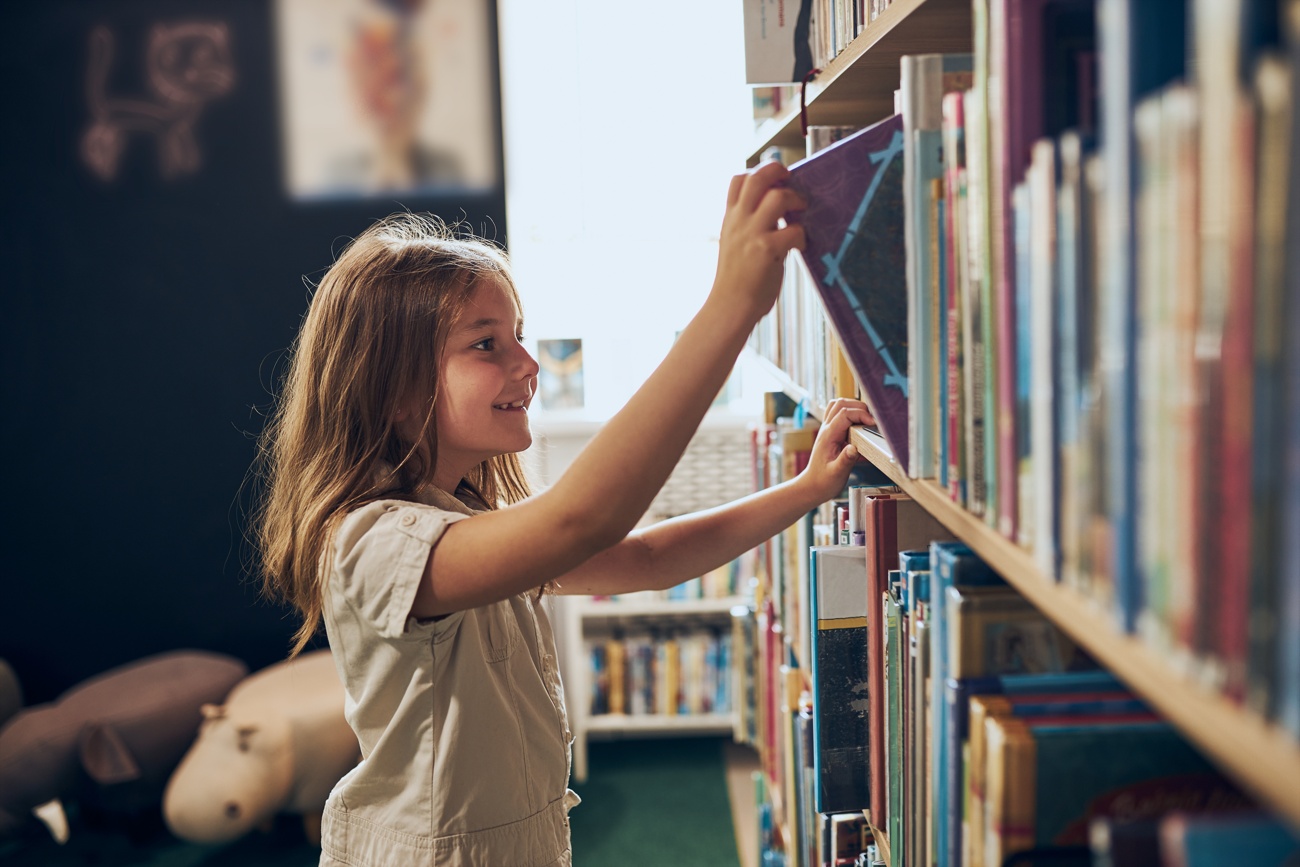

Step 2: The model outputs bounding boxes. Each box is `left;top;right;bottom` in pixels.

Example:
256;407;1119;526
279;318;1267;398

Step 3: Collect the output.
0;650;248;840
162;648;359;846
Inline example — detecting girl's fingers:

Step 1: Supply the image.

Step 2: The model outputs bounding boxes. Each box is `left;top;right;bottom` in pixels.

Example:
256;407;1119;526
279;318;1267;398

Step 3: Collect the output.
754;186;808;230
737;160;790;213
769;223;806;256
726;172;746;208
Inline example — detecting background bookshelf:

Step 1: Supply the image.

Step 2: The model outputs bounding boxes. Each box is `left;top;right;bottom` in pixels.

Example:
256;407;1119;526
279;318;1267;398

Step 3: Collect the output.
739;0;1300;862
564;595;745;782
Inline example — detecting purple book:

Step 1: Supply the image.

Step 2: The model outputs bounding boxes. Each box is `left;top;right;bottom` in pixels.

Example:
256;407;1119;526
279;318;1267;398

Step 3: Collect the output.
786;113;910;472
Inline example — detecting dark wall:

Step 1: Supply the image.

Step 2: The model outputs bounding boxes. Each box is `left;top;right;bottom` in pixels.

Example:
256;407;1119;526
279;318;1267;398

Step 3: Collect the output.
0;0;507;703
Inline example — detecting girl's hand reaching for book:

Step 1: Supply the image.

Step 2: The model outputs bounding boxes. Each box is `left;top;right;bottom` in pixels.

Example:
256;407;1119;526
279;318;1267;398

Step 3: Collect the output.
711;161;806;323
800;398;875;503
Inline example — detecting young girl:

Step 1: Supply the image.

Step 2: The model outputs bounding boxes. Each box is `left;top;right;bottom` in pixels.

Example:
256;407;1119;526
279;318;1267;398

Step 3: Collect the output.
255;161;874;867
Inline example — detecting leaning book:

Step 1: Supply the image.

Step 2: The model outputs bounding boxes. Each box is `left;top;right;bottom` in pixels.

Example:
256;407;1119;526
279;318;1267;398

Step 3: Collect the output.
786;113;912;473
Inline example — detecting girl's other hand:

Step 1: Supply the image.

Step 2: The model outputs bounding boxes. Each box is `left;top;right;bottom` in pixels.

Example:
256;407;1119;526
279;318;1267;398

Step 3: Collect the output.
711;161;807;323
799;398;876;503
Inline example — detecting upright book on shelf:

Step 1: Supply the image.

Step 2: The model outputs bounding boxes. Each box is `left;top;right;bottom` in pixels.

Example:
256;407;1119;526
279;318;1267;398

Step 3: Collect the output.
1097;0;1188;632
984;718;1247;865
1283;0;1300;742
808;544;872;813
864;496;952;831
901;52;974;482
785;113;913;473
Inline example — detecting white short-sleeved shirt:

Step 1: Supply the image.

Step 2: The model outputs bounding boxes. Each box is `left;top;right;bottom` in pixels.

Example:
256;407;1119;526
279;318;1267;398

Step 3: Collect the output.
319;485;579;867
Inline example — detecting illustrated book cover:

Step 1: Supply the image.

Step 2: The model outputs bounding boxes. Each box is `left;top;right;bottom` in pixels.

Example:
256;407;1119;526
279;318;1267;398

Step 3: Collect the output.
785;113;912;473
808;545;872;813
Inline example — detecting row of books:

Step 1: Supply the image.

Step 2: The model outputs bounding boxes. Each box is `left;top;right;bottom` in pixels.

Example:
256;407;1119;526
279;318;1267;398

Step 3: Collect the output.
742;448;1300;866
757;772;884;867
586;629;733;718
749;0;1300;741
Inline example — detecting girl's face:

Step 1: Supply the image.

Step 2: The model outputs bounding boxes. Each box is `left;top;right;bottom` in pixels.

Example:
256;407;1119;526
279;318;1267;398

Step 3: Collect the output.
430;278;539;489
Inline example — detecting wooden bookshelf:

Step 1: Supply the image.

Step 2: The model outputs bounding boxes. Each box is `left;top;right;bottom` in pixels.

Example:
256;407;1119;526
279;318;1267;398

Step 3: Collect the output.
849;426;1300;831
742;0;1300;857
745;0;972;166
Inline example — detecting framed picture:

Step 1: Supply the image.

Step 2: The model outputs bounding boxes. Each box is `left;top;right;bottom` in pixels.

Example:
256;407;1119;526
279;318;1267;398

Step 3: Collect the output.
274;0;500;200
537;339;584;411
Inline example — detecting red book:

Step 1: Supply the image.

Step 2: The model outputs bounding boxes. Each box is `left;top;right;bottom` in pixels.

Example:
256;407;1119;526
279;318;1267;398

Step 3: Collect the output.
1214;104;1256;699
942;91;967;505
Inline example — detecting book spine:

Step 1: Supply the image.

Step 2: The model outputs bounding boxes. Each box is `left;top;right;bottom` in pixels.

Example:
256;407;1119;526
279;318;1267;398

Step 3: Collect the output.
943;91;970;507
1250;48;1297;719
1282;0;1300;742
1029;138;1060;579
989;0;1018;542
964;86;990;519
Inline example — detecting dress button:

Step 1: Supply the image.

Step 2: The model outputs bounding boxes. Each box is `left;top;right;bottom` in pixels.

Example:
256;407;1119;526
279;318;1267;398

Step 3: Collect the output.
400;513;417;526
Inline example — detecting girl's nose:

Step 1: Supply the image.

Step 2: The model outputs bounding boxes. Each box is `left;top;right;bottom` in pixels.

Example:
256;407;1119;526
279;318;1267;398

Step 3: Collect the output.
517;344;540;380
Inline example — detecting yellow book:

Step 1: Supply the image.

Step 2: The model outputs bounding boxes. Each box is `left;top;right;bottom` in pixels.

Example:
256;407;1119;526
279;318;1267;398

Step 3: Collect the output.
966;695;1015;867
607;637;626;715
982;716;1037;867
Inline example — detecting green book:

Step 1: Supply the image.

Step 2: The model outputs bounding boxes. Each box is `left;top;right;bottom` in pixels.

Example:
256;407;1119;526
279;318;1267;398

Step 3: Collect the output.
884;587;905;867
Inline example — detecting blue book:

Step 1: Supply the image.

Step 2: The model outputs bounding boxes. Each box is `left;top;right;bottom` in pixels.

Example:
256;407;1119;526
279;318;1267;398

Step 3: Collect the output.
1159;811;1300;866
927;541;1003;867
808;545;871;813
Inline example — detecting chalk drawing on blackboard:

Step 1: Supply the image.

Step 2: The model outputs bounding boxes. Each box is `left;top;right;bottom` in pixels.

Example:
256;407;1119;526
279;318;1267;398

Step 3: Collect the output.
275;0;499;200
81;23;236;182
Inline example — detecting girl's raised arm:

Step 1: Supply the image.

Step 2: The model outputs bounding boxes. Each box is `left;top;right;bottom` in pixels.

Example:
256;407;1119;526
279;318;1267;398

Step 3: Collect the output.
412;162;805;616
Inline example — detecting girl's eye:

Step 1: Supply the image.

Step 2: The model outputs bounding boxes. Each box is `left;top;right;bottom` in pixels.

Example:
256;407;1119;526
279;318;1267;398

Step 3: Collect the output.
473;338;494;351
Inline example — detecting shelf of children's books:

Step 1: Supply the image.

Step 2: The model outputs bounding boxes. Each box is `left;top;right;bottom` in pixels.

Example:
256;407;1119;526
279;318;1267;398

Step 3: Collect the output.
848;426;1300;831
574;596;744;619
584;713;736;736
746;0;972;167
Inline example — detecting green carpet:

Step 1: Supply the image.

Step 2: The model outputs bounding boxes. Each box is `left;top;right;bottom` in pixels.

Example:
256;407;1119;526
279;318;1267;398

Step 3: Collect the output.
0;737;738;866
570;736;740;867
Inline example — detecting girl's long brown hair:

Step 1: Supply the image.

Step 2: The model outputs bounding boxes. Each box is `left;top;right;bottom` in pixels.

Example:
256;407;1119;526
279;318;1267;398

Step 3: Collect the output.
253;214;532;657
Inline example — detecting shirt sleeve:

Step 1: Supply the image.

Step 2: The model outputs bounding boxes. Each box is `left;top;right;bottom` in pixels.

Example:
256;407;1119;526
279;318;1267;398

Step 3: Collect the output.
331;500;470;640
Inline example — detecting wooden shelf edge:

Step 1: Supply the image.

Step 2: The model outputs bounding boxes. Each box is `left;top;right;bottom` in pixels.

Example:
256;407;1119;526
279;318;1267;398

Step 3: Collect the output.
849;426;1300;831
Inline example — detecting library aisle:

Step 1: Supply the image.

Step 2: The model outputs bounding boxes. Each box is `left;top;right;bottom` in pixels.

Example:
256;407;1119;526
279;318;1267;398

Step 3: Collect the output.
568;736;756;867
